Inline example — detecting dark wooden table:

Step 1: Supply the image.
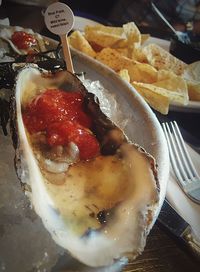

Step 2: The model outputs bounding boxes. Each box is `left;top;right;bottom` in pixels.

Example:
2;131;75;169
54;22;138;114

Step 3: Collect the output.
1;1;200;272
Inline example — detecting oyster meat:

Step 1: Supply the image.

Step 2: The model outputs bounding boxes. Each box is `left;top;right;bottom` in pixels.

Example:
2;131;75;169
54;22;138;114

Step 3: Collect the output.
11;65;159;267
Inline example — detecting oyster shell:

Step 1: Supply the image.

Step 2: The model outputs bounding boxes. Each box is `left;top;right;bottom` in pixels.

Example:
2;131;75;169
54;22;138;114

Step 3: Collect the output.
11;65;159;267
0;26;47;56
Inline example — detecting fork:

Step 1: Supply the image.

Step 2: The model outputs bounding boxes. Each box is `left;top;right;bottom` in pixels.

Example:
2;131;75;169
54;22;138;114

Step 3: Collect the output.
162;121;200;204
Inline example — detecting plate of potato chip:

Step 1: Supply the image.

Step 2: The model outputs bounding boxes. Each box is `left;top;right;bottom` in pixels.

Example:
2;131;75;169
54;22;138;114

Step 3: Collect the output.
69;18;200;114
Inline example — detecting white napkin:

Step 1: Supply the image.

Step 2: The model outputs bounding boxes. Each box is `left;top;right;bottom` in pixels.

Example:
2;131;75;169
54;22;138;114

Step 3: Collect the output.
166;143;200;240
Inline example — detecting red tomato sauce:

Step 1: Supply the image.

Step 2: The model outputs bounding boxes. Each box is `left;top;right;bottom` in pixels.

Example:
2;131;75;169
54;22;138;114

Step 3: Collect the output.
11;31;37;50
23;89;100;160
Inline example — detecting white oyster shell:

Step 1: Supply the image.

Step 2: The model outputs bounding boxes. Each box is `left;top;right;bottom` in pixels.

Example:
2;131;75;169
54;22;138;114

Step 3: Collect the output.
12;65;159;267
0;26;47;55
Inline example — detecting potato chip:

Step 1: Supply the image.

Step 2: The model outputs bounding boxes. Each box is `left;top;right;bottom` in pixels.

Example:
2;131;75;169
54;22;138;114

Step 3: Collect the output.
157;69;177;81
127;62;158;83
117;44;145;61
111;39;131;50
142;44;187;75
118;69;130;83
132;47;148;63
153;74;189;105
187;81;200;101
182;61;200;101
123;22;141;46
68;30;96;58
132;82;170;114
96;48;134;71
141;34;150;44
84;25;125;48
132;81;187;107
115;48;129;58
85;30;125;48
183;61;200;83
85;25;124;36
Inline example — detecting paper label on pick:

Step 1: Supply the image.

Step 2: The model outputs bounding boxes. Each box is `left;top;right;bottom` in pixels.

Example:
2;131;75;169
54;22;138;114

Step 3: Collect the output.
44;2;74;35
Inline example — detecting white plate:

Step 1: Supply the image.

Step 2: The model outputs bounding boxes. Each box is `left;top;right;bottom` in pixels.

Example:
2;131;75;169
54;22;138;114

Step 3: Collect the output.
73;16;200;113
74;15;101;31
170;101;200;113
0;41;169;271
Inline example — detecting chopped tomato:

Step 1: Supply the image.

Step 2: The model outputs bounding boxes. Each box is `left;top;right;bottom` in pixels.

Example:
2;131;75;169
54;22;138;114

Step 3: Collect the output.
46;121;76;146
23;89;99;160
23;89;91;133
68;127;100;160
46;121;100;160
11;31;37;50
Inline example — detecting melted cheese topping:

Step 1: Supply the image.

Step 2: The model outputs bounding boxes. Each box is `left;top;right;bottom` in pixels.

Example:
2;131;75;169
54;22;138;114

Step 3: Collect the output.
42;143;157;235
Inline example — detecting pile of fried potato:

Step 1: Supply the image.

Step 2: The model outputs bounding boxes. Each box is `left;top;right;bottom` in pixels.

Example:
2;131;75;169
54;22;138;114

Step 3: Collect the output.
68;22;200;114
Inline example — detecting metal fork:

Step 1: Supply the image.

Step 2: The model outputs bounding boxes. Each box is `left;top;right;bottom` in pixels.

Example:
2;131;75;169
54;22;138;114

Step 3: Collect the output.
162;121;200;204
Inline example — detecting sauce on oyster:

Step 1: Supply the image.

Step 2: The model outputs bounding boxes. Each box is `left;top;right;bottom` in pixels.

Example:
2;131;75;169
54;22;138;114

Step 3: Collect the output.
23;88;100;161
11;31;37;51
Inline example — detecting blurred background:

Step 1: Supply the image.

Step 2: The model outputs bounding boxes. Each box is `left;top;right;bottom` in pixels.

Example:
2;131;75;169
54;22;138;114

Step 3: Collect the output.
1;0;200;40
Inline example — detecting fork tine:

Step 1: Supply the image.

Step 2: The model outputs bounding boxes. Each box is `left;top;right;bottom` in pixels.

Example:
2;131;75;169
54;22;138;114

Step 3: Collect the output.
172;121;199;179
170;122;195;181
162;121;200;203
163;122;190;184
162;121;200;183
162;122;186;186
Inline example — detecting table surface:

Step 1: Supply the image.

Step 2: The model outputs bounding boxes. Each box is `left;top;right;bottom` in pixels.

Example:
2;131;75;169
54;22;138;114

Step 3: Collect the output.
1;1;200;272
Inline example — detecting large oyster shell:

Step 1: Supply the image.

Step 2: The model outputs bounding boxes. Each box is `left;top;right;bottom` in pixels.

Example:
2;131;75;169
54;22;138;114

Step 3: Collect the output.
11;65;159;268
